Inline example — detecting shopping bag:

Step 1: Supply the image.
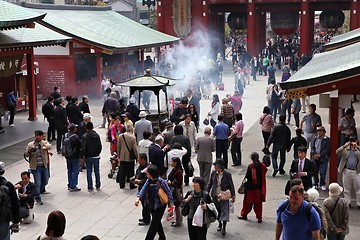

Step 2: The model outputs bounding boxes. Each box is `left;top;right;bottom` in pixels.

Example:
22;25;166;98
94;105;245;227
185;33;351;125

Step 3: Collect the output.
4;111;9;121
192;205;204;227
166;206;175;221
229;201;234;214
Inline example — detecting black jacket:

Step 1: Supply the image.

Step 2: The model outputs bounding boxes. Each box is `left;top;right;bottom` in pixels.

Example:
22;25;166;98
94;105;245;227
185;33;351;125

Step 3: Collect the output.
102;98;119;114
66;103;83;125
171;107;188;124
81;130;102;158
171;134;191;156
54;105;68;131
267;122;291;148
0;176;20;224
135;163;148;191
290;158;316;191
42;101;55;122
148;143;166;177
16;181;36;208
66;132;82;159
78;101;90;114
77;120;87;139
126;103;140;123
207;170;236;198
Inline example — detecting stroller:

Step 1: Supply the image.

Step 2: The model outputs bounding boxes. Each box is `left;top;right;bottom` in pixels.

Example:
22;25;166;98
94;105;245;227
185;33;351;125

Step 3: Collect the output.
108;152;119;179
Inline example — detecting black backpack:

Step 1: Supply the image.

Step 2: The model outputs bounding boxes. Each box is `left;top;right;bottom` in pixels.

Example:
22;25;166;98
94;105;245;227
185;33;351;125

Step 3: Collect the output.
61;133;76;158
0;180;12;223
278;200;327;239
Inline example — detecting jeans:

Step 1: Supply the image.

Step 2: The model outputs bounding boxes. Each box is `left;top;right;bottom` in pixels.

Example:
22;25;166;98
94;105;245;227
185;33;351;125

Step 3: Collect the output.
231;137;242;165
145;206;166;240
216;139;229;169
85;157;101;190
141;199;151;224
281;100;292;123
188;218;208;240
314;161;328;187
0;223;10;240
271;144;286;172
31;166;49;200
66;158;80;189
327;234;346;240
293;113;300;128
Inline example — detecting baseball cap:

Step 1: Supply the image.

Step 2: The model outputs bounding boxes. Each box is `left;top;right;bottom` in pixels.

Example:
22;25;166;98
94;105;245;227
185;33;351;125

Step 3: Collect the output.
68;123;78;131
83;113;93;120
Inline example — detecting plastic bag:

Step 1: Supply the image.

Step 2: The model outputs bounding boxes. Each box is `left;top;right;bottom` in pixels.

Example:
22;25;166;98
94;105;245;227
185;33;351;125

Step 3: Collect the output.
4;111;9;121
229;201;234;214
166;206;175;221
192;205;204;227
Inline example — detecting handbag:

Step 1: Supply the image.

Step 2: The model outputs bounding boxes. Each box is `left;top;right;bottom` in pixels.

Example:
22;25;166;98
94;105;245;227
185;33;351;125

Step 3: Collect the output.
187;162;194;177
262;154;271;167
157;181;169;204
122;134;136;160
218;189;232;201
203;117;209;125
237;177;247;194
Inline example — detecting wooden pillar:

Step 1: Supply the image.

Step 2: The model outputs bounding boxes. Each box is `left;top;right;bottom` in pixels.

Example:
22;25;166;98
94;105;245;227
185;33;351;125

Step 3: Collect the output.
258;12;267;55
300;1;311;56
140;50;145;73
26;50;37;121
329;97;339;183
157;0;164;32
350;0;359;30
96;52;102;98
247;2;257;57
202;0;209;29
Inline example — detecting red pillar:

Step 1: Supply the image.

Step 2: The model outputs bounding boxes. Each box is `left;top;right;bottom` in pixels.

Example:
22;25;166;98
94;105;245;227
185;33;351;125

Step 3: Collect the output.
202;0;209;29
247;2;257;57
300;1;311;56
157;0;164;32
258;11;266;55
96;52;102;98
26;50;37;121
350;0;359;30
329;97;339;183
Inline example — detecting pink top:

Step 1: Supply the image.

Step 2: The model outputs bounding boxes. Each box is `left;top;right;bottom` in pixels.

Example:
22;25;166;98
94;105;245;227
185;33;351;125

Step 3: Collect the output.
229;95;242;113
233;120;244;138
111;124;124;142
259;114;274;132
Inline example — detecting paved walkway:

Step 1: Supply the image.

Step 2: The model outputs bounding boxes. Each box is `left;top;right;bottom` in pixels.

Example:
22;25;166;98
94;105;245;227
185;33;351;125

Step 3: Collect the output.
2;58;359;239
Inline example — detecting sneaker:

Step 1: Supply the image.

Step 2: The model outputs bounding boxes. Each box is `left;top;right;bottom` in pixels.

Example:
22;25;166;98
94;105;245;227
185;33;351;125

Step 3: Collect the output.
312;185;318;190
321;185;327;191
88;188;94;192
35;199;43;205
9;124;14;127
41;190;50;194
69;187;81;192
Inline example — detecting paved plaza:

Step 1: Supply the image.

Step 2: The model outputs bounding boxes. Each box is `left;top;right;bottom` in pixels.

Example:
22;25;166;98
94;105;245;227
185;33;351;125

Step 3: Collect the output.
1;59;359;239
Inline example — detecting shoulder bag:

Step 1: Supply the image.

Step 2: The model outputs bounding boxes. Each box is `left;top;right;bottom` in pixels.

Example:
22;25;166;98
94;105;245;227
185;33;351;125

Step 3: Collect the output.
122;134;136;160
218;189;232;201
237;177;247;194
157;181;169;204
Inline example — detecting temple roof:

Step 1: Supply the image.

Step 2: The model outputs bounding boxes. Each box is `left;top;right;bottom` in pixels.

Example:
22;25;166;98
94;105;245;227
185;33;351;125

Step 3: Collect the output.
25;3;179;54
323;27;360;50
0;1;45;30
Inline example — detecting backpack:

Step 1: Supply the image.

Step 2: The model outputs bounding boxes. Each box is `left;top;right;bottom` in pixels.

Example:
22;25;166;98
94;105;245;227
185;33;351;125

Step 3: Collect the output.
268;66;275;77
279;200;327;239
61;133;76;158
0;179;12;223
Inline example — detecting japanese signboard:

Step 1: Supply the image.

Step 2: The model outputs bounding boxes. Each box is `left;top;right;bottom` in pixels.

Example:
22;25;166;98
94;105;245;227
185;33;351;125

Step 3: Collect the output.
0;55;24;78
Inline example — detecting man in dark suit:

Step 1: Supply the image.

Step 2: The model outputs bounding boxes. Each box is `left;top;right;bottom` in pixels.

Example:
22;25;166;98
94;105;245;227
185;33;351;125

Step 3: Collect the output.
66;97;83;125
148;135;169;178
54;97;68;153
289;146;316;191
14;171;36;221
42;96;56;142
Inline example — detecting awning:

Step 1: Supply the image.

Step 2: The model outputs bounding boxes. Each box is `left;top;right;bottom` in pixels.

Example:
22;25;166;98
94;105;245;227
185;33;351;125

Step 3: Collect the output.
279;41;360;97
0;23;71;51
0;1;46;30
24;3;180;54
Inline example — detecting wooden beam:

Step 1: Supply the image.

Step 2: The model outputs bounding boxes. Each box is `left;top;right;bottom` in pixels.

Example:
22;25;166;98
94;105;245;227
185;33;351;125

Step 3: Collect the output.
329;97;339;183
26;50;37;121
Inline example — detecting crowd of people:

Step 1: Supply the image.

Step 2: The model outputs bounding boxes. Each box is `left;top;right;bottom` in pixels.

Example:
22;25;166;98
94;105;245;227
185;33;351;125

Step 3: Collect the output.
0;38;359;240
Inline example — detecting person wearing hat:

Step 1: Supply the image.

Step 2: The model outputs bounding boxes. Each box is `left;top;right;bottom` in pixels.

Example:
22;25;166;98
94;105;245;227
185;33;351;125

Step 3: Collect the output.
323;183;349;239
134;111;153;143
78;113;93;139
311;126;331;191
162;122;174;146
336;136;360;208
24;130;52;205
207;158;236;236
126;96;140;123
122;112;134;134
65;123;82;192
0;161;20;238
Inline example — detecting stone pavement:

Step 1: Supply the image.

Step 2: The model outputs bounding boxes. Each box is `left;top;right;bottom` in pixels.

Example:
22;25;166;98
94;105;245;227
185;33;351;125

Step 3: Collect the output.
1;58;360;239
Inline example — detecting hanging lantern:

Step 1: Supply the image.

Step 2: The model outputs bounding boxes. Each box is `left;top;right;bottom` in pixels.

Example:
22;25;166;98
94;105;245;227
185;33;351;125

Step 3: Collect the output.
320;11;345;32
270;12;299;36
227;13;247;32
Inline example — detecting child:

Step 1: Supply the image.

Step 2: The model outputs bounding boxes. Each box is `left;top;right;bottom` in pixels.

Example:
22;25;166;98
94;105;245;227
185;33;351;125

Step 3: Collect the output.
288;128;307;159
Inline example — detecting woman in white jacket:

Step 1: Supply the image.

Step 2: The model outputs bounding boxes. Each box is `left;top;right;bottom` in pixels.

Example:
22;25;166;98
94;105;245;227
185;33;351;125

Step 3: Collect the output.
208;94;220;127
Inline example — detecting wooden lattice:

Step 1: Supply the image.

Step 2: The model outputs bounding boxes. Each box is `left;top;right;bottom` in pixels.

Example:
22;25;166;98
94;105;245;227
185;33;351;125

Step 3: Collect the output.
286;88;308;100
